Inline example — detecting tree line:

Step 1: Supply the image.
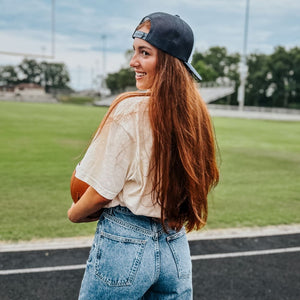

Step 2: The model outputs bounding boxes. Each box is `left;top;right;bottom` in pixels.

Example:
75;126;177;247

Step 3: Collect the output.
1;46;299;108
0;59;71;93
106;46;300;109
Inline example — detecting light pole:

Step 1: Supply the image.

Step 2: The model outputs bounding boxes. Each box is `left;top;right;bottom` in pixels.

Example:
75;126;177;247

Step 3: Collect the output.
51;0;55;58
238;0;250;110
100;34;109;95
101;34;107;78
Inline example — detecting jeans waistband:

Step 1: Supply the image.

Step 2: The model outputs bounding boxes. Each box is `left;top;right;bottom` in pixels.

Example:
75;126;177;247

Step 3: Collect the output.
102;206;170;237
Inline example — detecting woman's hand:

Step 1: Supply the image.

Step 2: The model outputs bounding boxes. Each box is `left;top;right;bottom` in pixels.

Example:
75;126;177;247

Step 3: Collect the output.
67;203;98;223
68;187;110;223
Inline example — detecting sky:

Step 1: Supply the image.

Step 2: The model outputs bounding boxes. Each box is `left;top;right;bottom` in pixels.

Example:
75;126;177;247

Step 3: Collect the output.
0;0;299;91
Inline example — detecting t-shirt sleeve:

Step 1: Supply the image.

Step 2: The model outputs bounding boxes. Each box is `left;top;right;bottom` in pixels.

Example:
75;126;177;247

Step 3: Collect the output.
75;118;136;200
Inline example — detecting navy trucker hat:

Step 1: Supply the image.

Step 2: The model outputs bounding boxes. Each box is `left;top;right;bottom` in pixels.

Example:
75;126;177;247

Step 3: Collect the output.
132;12;202;82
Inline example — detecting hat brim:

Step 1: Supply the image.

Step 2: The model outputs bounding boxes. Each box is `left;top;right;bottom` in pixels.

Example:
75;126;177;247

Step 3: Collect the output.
184;62;202;82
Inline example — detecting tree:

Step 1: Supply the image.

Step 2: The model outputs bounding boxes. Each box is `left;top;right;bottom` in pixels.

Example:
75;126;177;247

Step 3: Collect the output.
106;67;135;94
194;47;240;82
40;61;70;92
246;53;270;106
246;47;300;108
18;59;42;84
192;47;240;104
105;50;135;94
268;46;296;107
194;60;218;82
0;65;19;85
289;47;300;108
0;59;71;93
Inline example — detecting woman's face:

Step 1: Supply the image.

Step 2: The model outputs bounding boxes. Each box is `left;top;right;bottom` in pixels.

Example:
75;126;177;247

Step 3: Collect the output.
130;26;158;90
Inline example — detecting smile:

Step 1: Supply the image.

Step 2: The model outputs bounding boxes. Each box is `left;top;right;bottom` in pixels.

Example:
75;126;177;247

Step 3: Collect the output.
136;72;146;78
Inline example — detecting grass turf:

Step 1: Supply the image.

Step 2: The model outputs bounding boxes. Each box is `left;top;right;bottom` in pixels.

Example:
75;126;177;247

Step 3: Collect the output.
210;117;300;228
0;101;299;241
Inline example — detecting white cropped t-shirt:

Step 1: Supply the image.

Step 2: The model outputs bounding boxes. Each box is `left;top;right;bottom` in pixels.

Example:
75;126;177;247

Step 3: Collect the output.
75;96;161;218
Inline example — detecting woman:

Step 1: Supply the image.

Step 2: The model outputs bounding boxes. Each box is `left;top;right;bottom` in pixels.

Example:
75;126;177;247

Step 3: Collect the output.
68;12;219;299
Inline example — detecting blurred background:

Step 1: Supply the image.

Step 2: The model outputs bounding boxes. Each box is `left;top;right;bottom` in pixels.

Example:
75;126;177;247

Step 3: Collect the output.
0;4;299;299
0;0;299;109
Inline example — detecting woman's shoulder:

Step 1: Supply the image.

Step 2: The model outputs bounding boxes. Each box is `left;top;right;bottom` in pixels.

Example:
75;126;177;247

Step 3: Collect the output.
113;94;149;117
105;94;150;138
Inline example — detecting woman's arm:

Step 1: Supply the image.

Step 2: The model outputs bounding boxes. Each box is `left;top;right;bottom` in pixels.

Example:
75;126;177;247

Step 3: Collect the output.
68;186;110;223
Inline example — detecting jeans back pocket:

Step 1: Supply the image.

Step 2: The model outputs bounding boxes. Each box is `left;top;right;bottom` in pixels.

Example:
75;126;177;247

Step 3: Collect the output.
167;230;192;279
95;231;147;287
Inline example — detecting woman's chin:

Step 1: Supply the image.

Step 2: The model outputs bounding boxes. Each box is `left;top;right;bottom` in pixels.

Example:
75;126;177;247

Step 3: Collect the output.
136;82;151;91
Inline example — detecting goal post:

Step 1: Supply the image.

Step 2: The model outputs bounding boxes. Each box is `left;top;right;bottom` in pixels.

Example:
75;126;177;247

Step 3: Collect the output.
0;0;55;60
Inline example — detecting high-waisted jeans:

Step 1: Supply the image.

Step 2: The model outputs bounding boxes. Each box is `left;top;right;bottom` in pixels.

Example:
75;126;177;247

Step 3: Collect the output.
78;206;193;299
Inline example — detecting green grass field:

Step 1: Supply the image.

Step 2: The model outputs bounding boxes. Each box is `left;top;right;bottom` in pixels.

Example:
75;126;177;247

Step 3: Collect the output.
0;101;299;241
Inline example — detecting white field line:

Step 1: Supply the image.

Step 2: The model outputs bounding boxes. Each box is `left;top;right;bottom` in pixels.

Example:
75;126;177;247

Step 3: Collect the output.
187;224;300;241
1;247;299;276
191;246;300;261
0;264;86;275
1;225;300;252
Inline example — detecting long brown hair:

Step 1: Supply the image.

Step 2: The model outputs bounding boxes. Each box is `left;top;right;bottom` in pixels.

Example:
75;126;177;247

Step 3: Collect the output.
94;20;219;232
148;49;219;232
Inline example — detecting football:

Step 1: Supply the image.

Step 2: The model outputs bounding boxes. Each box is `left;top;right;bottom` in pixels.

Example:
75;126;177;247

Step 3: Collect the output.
70;169;89;203
70;169;102;219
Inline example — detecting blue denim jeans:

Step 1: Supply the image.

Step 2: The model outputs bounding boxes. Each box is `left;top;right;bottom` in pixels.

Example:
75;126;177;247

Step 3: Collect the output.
78;206;192;299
